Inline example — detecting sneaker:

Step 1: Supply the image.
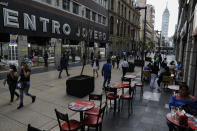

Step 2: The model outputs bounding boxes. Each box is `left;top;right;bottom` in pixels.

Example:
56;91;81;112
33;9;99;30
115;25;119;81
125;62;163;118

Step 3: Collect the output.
17;104;24;109
32;96;36;103
157;88;161;93
58;76;62;79
67;74;70;77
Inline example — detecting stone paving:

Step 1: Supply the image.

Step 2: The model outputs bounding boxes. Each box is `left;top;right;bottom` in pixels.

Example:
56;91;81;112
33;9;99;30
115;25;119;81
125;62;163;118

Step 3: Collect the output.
0;55;174;131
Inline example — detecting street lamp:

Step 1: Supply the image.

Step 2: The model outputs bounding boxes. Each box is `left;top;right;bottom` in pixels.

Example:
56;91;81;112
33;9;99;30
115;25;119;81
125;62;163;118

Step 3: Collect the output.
135;6;147;80
156;30;162;53
135;6;147;62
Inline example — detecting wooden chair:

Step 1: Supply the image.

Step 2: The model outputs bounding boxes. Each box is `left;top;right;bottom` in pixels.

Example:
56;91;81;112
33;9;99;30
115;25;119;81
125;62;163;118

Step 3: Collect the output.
54;109;82;131
84;94;102;116
142;70;151;82
162;76;174;89
27;124;44;131
83;105;106;131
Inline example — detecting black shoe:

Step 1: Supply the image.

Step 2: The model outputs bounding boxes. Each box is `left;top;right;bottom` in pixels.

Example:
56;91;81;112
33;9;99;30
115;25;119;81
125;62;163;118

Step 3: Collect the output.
32;96;36;103
17;104;24;109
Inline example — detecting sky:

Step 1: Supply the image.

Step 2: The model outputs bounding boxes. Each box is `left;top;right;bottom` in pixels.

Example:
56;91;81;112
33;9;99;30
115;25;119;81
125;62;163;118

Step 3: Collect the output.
146;0;179;37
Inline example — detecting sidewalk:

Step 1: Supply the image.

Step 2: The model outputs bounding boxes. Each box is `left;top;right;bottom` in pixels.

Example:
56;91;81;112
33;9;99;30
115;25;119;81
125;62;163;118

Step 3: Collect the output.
0;57;172;131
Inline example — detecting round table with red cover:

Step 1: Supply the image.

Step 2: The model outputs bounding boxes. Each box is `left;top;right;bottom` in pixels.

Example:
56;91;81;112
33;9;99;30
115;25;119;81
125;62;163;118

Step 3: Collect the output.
166;113;197;130
68;100;95;122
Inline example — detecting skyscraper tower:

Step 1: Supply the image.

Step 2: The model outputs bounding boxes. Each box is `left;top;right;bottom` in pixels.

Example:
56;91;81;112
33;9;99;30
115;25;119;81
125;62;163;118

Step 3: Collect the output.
161;3;170;40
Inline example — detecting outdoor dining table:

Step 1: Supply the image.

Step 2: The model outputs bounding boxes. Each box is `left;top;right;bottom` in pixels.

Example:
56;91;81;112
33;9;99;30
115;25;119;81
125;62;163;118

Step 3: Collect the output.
68;100;95;122
166;113;197;130
124;75;137;79
168;85;180;91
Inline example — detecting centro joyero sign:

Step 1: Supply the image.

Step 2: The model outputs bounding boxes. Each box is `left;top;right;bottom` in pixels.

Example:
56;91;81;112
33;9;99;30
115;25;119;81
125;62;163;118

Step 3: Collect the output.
2;8;107;41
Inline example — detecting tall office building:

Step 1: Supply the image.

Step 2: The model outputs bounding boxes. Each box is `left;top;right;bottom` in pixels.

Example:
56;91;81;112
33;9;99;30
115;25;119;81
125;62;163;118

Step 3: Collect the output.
161;5;170;40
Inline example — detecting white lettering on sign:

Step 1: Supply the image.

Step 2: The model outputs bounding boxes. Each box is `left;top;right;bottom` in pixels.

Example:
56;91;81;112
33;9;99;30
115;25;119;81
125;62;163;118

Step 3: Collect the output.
2;8;107;40
62;23;71;35
94;30;98;39
52;20;60;34
3;8;19;28
40;17;49;32
24;13;36;31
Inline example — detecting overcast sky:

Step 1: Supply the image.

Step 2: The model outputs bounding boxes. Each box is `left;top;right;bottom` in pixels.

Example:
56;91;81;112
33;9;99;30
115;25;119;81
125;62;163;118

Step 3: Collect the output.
147;0;179;37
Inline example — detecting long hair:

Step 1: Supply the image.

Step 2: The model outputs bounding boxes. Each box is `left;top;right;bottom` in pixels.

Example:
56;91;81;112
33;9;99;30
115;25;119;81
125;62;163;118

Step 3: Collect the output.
21;62;29;70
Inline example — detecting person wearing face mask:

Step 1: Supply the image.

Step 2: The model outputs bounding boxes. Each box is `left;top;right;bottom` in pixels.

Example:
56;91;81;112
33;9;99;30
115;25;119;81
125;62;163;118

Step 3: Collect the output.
3;65;19;105
17;63;36;109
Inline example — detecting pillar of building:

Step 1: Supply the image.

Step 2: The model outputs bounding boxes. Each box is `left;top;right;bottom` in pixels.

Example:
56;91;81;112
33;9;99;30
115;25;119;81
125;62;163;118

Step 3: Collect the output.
17;35;28;68
55;39;62;68
187;38;197;94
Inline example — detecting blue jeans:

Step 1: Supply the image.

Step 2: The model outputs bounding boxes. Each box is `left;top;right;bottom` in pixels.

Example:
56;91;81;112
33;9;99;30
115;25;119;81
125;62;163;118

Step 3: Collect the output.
103;75;111;87
150;73;157;88
19;81;34;104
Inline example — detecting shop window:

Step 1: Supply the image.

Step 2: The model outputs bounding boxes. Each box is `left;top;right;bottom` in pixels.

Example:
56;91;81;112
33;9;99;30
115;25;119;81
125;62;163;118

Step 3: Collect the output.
110;0;114;10
98;14;102;23
92;12;96;21
73;2;79;15
118;1;120;15
110;16;114;35
63;0;70;11
86;8;90;19
117;19;120;36
103;16;106;25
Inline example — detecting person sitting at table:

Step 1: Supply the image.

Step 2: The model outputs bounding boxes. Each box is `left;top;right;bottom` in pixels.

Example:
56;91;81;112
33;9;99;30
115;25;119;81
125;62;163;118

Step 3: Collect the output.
167;85;197;131
144;62;152;70
169;61;176;70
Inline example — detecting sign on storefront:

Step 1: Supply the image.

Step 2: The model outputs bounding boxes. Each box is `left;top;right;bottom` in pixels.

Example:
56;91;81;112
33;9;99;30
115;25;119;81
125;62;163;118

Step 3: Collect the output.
51;38;56;47
193;4;197;36
0;0;108;43
10;34;17;45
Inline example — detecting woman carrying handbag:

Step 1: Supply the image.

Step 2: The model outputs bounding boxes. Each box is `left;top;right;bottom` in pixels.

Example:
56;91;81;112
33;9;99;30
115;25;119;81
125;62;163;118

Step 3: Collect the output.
17;63;36;109
3;65;19;104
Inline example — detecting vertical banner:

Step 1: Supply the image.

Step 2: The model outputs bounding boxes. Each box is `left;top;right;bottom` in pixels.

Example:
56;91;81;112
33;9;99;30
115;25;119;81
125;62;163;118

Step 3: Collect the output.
10;34;18;46
51;38;57;46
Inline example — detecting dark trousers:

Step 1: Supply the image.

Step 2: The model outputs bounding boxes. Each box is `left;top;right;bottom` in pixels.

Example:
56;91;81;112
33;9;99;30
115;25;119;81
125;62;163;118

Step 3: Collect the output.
117;62;119;69
44;59;48;67
103;75;111;87
157;75;163;87
122;67;128;77
8;85;19;102
59;67;69;77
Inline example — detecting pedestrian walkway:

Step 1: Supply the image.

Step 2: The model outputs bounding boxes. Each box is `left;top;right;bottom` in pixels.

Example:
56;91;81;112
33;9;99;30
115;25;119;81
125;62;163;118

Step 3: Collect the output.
0;57;173;131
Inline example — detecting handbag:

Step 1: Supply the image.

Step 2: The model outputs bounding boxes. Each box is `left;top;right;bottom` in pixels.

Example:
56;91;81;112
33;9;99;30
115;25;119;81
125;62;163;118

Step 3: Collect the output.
17;81;23;89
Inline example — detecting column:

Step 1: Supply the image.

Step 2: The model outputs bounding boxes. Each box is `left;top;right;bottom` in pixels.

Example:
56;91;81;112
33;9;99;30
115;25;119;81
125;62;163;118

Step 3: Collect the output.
17;35;28;68
55;38;62;68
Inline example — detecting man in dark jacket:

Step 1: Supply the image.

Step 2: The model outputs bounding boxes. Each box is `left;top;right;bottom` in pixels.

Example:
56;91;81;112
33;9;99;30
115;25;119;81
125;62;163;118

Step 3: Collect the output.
58;54;70;79
44;51;48;67
102;59;112;89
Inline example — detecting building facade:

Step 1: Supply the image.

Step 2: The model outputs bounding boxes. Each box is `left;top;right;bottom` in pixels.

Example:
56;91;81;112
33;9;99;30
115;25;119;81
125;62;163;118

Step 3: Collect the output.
108;0;140;56
136;0;155;48
0;0;108;68
174;0;197;97
161;6;170;40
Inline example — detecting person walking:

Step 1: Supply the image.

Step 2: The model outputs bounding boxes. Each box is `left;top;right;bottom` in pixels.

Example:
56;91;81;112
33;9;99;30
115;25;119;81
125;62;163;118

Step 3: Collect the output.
116;55;120;69
150;62;159;89
111;55;116;68
120;58;129;78
102;59;112;89
3;65;19;104
58;54;70;79
44;51;48;67
17;63;36;109
92;57;99;77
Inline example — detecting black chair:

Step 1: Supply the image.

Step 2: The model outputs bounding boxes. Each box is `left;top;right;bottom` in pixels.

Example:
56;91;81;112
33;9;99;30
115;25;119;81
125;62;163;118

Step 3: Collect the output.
104;86;119;113
27;124;44;131
83;104;106;131
85;94;102;116
118;85;134;115
54;109;82;131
